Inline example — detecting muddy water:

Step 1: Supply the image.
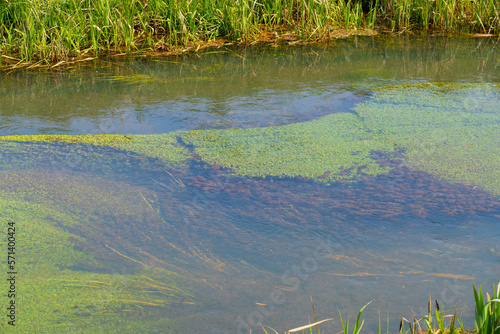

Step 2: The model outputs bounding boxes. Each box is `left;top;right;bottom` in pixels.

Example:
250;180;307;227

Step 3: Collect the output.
0;36;499;333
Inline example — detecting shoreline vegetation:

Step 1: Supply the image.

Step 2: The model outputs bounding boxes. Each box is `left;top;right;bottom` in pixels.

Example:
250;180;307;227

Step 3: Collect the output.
279;282;499;334
1;0;499;69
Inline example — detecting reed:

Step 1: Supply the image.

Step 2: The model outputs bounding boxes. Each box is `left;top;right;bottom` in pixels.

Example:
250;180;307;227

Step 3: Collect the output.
381;0;499;33
1;0;499;64
259;282;499;334
473;282;500;334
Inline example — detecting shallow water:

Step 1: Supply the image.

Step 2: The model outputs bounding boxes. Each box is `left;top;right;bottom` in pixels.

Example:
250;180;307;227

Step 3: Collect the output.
0;36;499;333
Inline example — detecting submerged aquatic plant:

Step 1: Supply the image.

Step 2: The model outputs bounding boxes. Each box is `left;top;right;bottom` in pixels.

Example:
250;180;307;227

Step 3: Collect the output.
0;172;195;332
0;82;498;332
0;133;191;169
121;133;191;168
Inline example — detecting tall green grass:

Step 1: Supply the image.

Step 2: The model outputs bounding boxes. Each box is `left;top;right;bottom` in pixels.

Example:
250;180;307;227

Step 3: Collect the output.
381;0;499;33
0;0;368;63
1;0;499;64
473;282;500;334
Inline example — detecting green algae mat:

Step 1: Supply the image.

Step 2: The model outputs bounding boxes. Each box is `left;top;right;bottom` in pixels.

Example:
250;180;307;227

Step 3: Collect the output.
4;83;496;193
355;83;500;196
0;82;499;332
181;83;499;194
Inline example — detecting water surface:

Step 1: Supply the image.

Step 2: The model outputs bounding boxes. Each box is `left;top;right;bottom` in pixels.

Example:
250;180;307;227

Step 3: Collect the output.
0;36;499;333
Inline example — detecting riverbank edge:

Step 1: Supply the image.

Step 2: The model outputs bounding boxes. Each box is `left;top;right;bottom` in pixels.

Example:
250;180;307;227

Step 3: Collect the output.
1;27;497;71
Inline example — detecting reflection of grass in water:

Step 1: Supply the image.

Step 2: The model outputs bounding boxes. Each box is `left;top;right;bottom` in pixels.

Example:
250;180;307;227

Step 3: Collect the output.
0;173;194;333
355;83;500;196
96;74;158;84
182;112;397;183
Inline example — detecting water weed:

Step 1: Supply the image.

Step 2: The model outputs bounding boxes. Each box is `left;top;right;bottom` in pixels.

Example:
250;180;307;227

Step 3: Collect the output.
0;172;195;332
355;83;500;197
0;133;191;169
181;112;397;183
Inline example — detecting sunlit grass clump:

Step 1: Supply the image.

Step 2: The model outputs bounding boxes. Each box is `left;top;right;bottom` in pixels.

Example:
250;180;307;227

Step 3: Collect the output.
264;283;500;334
473;283;500;334
355;83;500;196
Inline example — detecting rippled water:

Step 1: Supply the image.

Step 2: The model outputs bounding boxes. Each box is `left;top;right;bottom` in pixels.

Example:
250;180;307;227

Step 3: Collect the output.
0;36;499;333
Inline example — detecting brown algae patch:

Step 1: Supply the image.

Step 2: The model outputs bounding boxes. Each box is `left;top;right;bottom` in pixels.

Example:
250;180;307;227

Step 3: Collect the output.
181;112;398;183
355;83;500;196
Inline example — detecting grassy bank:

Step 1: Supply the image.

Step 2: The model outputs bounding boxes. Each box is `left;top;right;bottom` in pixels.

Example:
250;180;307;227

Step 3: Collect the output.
1;0;499;66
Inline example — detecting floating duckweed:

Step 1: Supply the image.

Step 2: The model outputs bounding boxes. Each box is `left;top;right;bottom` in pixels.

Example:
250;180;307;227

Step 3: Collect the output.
0;82;498;332
356;83;500;196
1;84;497;194
182;112;398;183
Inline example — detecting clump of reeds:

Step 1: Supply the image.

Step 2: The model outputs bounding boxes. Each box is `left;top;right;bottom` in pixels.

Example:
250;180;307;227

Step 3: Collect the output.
400;298;465;334
0;0;371;64
473;282;500;334
260;282;499;334
380;0;499;34
1;0;499;65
